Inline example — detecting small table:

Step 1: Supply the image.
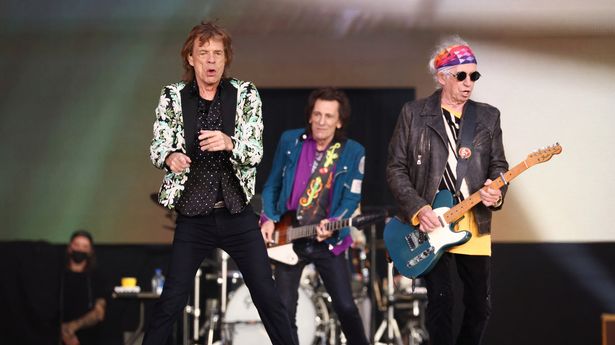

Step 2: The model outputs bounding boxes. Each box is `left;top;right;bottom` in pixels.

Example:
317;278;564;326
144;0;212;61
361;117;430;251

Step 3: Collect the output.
112;291;160;345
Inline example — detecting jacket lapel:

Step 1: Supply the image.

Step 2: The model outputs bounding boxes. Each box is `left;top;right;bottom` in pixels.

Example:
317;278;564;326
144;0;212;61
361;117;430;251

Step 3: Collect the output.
422;90;448;145
180;84;198;155
221;79;237;137
458;100;477;147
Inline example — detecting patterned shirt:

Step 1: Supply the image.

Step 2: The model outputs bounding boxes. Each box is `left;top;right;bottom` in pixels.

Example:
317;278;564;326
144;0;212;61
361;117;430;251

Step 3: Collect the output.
175;81;246;216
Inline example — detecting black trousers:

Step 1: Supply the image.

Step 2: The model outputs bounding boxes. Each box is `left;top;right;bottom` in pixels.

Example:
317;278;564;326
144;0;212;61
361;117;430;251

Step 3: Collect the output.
274;240;369;345
142;206;296;345
424;253;491;345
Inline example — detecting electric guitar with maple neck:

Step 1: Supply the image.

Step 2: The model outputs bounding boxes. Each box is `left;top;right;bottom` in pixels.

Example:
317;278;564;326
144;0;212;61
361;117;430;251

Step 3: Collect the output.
384;143;563;278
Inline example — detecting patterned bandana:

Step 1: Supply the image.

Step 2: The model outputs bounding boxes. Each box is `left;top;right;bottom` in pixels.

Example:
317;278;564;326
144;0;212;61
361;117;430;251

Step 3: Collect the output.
434;45;477;71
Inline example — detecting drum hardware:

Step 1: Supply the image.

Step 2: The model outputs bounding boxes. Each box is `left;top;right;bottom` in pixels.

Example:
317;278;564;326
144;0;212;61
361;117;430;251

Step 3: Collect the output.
189;249;335;345
179;210;403;345
393;276;428;345
200;250;234;345
348;246;370;300
224;284;328;345
197;299;219;345
374;261;403;345
404;300;428;345
182;268;203;345
220;251;229;316
182;250;235;345
194;268;202;341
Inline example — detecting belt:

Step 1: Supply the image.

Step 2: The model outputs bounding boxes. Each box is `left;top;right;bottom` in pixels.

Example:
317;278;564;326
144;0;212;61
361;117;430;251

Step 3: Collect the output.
213;200;226;209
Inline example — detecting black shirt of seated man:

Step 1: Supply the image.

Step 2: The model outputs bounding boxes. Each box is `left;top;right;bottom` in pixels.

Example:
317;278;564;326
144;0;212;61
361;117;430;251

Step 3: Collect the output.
61;270;106;345
175;80;246;216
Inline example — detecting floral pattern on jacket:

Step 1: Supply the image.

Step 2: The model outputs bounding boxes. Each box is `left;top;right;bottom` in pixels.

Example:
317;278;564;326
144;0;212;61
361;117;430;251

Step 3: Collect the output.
149;79;263;209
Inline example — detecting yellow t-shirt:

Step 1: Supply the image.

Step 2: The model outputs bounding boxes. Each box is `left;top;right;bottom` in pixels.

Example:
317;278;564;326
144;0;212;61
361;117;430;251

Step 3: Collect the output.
448;209;491;255
445;106;491;256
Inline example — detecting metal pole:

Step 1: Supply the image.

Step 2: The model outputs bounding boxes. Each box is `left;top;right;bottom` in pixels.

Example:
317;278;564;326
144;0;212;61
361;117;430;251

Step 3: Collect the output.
193;268;201;342
183;305;191;345
370;223;377;343
220;250;228;315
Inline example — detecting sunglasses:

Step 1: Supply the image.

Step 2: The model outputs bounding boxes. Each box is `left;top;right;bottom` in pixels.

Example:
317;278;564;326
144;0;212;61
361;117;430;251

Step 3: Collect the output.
448;71;481;82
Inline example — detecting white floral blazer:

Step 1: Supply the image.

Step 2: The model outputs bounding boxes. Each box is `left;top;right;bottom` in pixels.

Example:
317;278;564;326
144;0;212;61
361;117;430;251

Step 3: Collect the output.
149;78;263;209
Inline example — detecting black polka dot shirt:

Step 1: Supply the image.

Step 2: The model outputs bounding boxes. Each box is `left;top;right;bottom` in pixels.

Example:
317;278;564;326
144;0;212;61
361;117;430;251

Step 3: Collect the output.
175;84;246;216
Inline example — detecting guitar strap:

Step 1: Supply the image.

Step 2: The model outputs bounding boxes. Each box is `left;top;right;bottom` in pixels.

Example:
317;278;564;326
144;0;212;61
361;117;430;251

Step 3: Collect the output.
453;101;477;198
296;141;344;225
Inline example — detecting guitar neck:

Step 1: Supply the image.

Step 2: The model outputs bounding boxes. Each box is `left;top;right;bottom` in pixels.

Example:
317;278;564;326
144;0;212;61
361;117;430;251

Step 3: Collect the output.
287;218;352;241
443;160;529;224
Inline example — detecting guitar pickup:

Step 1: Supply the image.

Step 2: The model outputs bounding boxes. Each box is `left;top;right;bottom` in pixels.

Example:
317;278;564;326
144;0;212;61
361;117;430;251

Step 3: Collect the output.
405;231;428;250
406;246;435;268
418;231;428;244
405;233;418;250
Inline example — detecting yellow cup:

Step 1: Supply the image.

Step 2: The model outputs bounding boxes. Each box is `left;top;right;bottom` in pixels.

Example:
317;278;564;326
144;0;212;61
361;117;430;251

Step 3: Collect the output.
121;277;137;287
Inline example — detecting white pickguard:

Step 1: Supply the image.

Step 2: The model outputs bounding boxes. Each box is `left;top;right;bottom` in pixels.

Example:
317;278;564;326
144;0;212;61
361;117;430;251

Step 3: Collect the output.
427;206;470;253
267;244;299;265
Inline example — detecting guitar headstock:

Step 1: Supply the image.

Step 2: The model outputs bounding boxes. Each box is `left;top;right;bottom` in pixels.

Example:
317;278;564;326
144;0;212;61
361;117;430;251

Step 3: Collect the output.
525;143;562;167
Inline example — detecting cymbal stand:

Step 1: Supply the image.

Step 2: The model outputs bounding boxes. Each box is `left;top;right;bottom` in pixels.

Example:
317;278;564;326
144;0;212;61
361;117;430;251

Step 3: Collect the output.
406;298;428;345
200;299;219;345
220;250;229;315
183;268;202;345
194;268;202;342
217;250;232;344
196;250;233;345
374;262;403;345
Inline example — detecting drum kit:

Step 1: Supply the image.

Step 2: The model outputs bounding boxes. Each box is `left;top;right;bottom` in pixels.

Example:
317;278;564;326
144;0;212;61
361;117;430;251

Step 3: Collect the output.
183;249;368;345
181;245;428;345
151;196;428;345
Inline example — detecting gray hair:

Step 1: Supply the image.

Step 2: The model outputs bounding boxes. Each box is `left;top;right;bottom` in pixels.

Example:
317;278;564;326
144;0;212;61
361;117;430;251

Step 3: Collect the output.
427;35;472;86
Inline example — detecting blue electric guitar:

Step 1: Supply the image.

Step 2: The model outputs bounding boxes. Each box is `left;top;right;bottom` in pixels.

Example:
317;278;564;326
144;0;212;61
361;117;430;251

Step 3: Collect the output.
384;144;562;278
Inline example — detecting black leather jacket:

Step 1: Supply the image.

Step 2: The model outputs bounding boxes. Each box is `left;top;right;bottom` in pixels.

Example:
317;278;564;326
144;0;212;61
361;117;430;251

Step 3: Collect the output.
386;90;509;234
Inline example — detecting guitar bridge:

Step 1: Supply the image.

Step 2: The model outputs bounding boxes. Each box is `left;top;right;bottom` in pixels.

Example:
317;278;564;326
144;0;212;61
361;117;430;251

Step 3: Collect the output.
406;246;435;268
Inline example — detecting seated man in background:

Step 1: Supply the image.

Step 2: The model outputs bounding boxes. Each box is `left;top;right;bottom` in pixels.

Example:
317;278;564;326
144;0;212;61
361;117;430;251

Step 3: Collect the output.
60;230;107;345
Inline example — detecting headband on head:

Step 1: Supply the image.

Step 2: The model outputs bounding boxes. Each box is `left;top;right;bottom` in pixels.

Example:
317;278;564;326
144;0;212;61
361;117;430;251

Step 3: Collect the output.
434;44;477;71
